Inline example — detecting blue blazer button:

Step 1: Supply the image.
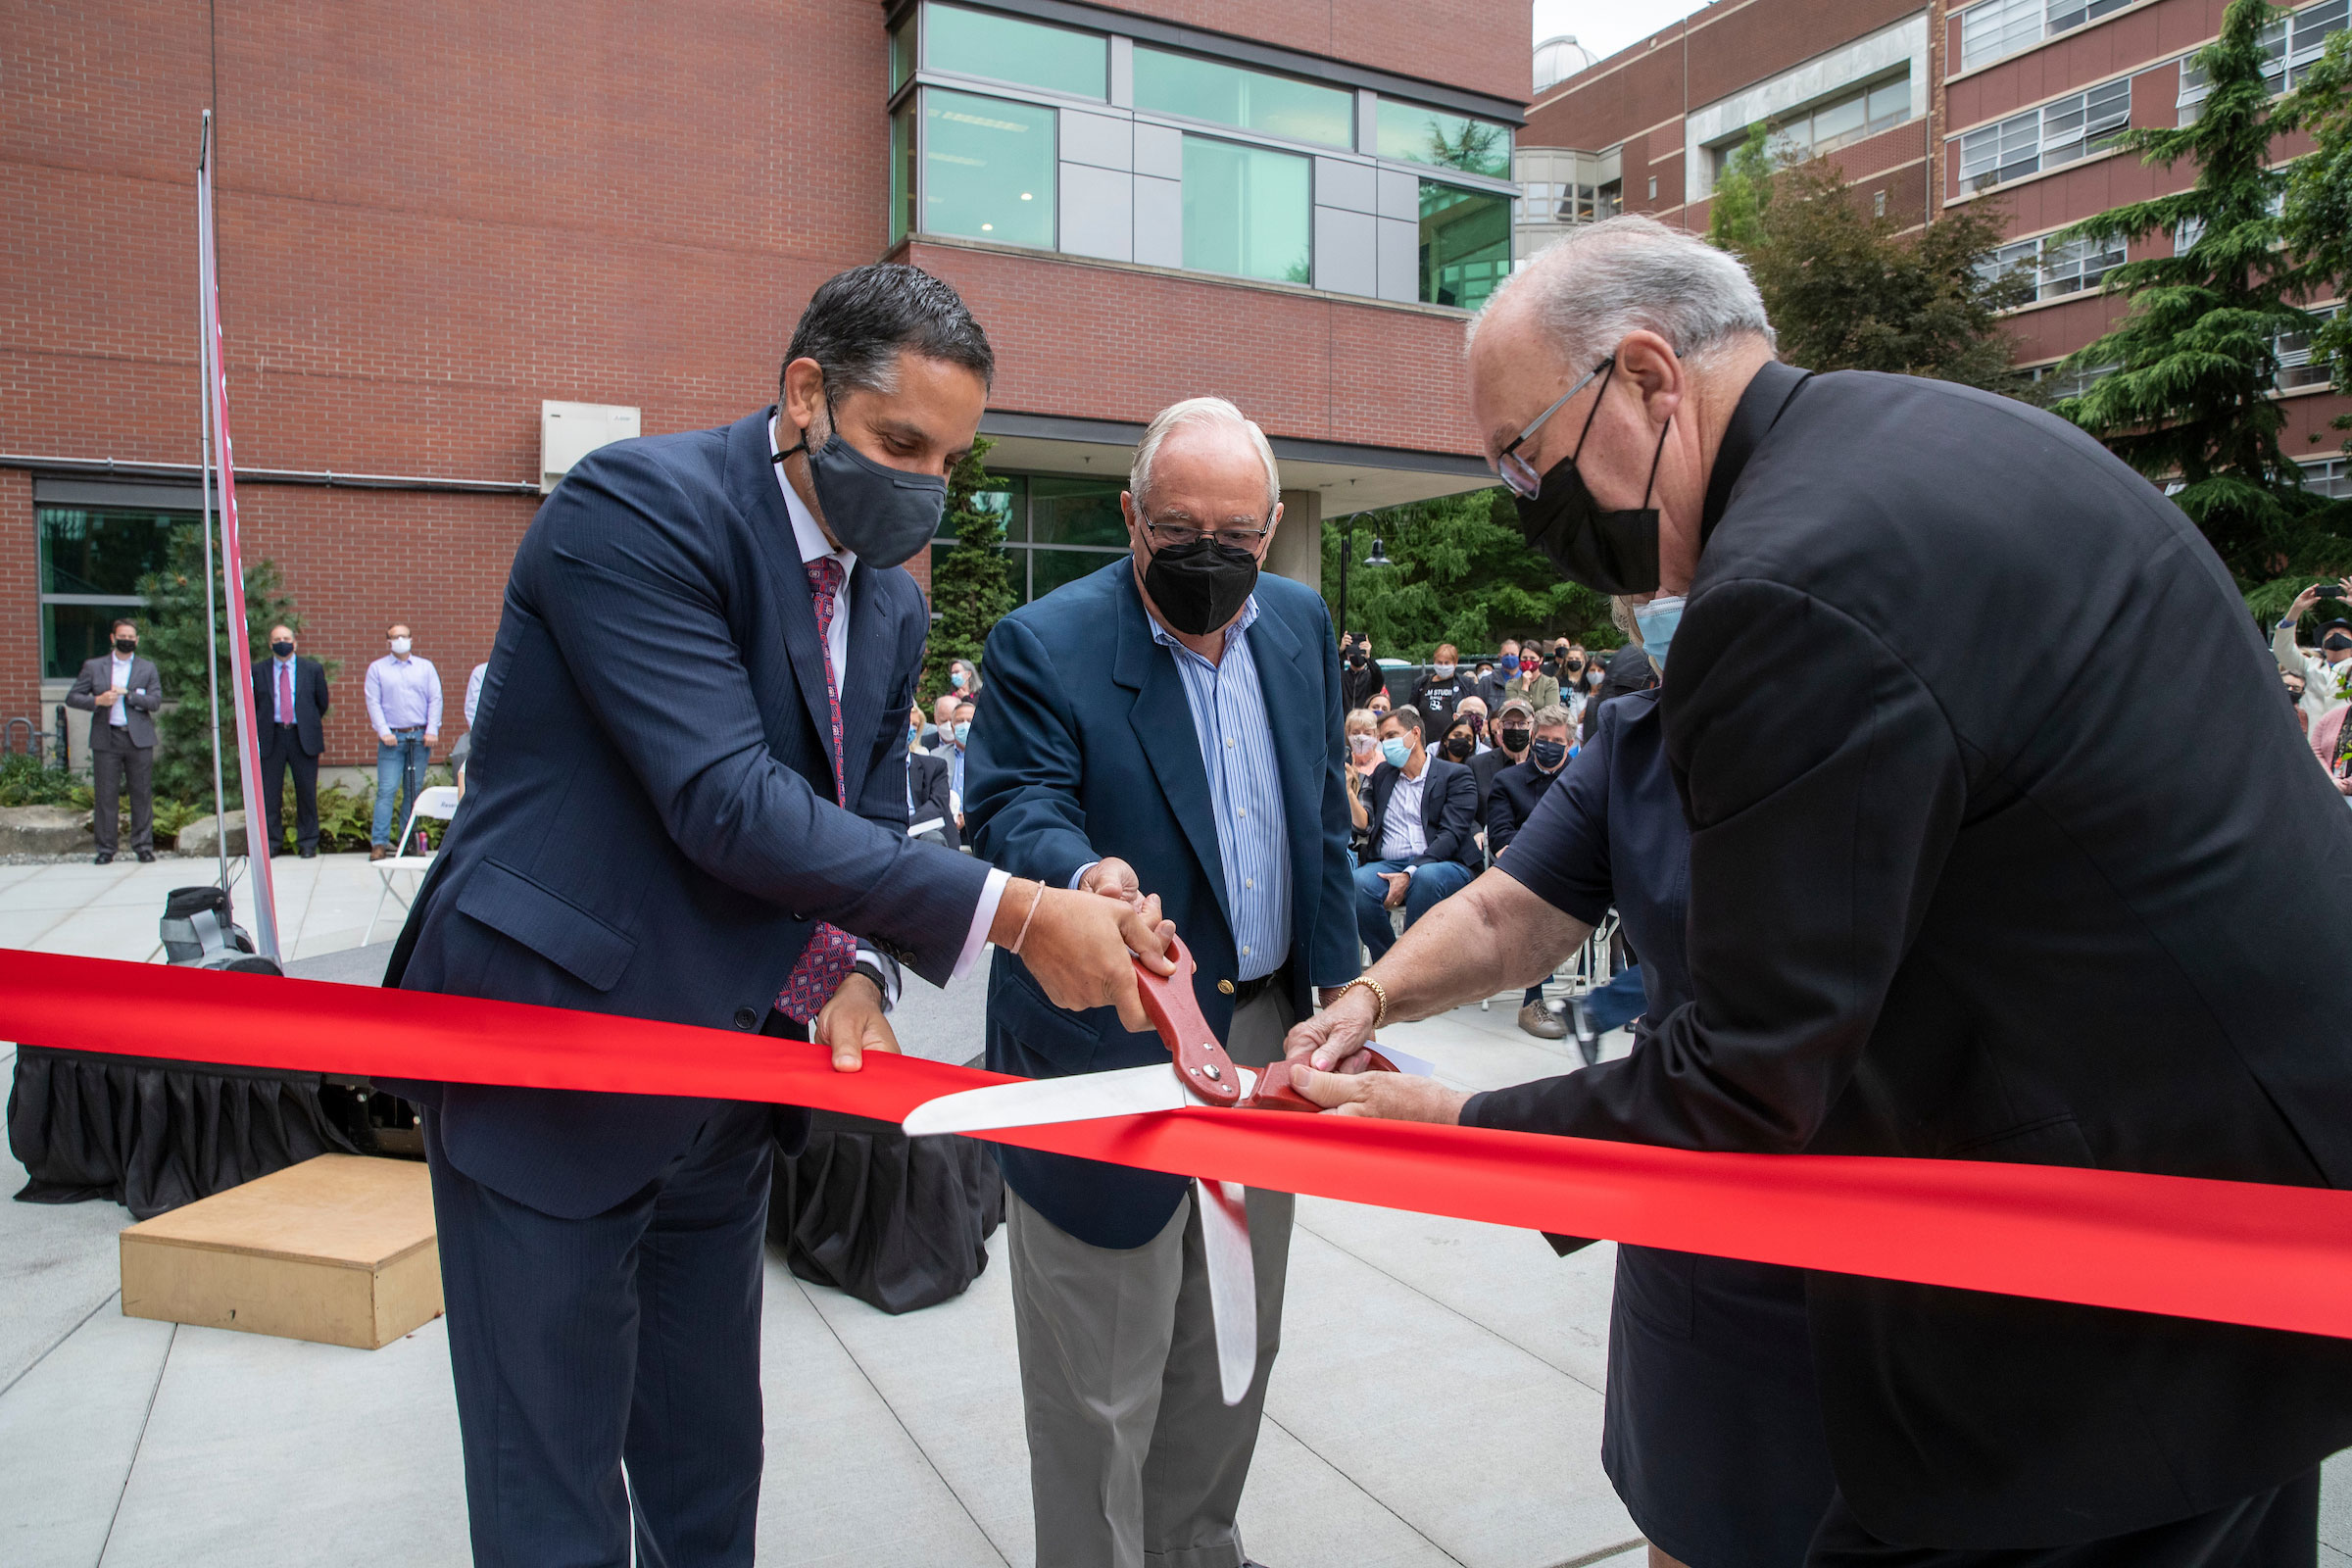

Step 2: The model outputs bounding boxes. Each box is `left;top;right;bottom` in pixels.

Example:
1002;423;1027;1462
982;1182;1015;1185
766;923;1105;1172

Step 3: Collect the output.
733;1006;759;1029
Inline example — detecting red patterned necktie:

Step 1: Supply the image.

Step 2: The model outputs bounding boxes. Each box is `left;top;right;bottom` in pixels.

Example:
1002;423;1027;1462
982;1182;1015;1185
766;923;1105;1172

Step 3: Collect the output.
776;556;858;1023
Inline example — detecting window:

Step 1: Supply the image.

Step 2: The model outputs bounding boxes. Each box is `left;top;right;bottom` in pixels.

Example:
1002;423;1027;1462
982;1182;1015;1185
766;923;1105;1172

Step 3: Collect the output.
1978;228;2126;300
2180;0;2348;122
1956;76;2129;192
38;507;180;680
928;475;1129;605
2174;187;2282;256
1741;71;1911;168
1960;0;2136;73
2303;454;2352;497
1960;0;2043;71
923;3;1106;99
2274;305;2340;389
1375;100;1513;177
2025;359;2119;399
1182;136;1311;283
890;102;915;244
1647;175;1658;199
1517;180;1607;223
1421;181;1511;310
1134;47;1353;149
921;89;1055;247
891;11;917;93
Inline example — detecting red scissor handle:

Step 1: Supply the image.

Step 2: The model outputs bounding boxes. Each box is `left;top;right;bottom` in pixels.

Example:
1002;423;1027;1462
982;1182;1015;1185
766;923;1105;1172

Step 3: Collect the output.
1241;1048;1402;1113
1133;934;1243;1107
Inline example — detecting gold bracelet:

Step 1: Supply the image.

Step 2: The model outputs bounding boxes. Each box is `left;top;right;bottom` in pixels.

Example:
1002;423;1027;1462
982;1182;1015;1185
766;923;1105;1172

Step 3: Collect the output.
1338;975;1389;1031
1008;878;1048;956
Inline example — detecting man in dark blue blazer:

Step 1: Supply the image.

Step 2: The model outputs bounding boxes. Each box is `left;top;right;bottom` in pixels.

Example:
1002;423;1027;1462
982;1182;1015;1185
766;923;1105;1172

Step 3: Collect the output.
253;621;331;856
1355;704;1482;958
964;398;1358;1568
384;266;1170;1568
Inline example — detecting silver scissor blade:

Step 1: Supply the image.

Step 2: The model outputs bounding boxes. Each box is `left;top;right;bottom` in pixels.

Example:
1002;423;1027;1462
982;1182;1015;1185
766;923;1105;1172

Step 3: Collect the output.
901;1062;1257;1137
1196;1177;1258;1406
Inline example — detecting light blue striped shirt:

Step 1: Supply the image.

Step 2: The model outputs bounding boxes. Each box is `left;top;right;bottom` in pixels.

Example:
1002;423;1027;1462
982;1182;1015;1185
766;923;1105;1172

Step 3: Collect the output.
1148;599;1291;981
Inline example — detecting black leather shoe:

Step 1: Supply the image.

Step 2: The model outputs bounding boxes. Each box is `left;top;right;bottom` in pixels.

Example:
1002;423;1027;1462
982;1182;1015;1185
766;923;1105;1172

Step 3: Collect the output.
1567;996;1601;1067
135;849;156;862
93;851;113;865
299;846;318;858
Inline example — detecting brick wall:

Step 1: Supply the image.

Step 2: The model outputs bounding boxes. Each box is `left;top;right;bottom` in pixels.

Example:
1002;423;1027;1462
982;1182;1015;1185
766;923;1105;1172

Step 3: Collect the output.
1100;0;1528;104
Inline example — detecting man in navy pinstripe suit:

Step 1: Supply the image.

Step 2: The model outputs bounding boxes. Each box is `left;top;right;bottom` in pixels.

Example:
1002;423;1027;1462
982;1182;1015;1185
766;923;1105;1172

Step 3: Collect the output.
963;398;1360;1568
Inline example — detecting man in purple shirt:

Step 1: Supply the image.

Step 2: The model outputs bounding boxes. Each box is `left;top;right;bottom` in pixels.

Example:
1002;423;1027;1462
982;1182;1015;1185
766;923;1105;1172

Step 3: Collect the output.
365;621;443;858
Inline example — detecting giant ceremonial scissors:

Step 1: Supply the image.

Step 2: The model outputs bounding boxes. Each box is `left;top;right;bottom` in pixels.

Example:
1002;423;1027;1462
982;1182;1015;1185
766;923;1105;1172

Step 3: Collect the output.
901;936;1421;1403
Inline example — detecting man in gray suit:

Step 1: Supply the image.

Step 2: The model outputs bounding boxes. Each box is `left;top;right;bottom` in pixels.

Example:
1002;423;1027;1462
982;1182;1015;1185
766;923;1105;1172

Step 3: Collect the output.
67;617;162;863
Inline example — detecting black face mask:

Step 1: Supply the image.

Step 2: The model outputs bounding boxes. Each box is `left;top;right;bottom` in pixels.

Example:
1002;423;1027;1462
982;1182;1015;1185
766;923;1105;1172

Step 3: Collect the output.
1530;738;1568;770
1348;649;1369;667
1144;537;1259;637
2327;633;2352;652
775;415;946;570
1443;735;1475;760
270;640;294;659
1511;365;1670;596
1498;725;1531;752
113;637;137;656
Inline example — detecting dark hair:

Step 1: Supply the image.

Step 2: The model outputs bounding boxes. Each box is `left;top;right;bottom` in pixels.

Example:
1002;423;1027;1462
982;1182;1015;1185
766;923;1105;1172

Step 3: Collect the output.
783;264;995;408
110;616;138;635
1382;705;1424;736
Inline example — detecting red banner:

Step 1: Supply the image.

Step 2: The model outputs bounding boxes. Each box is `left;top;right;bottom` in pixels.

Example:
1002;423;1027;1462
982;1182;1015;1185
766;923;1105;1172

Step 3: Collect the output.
8;949;2352;1341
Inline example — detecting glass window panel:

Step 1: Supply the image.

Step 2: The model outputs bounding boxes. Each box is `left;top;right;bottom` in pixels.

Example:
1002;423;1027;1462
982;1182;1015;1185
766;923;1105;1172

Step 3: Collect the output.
1374;100;1512;177
1181;136;1311;283
1868;77;1910;129
890;11;917;94
1030;476;1128;546
1962;0;2043;71
1419;181;1511;311
44;602;151;681
38;508;178;597
922;88;1055;247
890;102;915;245
923;3;1105;99
1029;547;1121;599
1134;48;1352;148
1811;91;1867;149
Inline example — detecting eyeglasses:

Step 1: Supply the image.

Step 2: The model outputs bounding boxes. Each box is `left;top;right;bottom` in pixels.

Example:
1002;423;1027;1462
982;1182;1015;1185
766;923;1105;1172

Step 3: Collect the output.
1143;515;1273;552
1495;359;1613;500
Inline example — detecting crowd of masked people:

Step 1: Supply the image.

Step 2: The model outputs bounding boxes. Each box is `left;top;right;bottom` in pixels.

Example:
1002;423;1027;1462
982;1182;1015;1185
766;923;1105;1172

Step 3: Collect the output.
2275;579;2352;800
1334;630;1653;1050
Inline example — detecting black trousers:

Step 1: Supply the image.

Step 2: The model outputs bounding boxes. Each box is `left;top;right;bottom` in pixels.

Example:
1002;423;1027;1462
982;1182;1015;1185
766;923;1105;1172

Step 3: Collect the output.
89;722;153;854
1806;1470;2320;1567
261;733;319;851
424;1100;775;1568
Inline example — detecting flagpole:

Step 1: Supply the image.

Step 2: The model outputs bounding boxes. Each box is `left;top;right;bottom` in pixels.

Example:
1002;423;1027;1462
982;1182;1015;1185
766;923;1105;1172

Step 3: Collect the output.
197;111;228;898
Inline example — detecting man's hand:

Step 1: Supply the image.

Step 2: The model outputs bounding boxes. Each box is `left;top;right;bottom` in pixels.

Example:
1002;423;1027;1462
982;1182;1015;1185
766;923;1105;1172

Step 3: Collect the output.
812;972;897;1072
377;729;396;746
1287;1067;1473;1124
1286;982;1380;1069
997;882;1176;1033
423;730;440;747
2291;585;2324;621
1380;869;1410;909
95;688;119;709
1079;857;1146;908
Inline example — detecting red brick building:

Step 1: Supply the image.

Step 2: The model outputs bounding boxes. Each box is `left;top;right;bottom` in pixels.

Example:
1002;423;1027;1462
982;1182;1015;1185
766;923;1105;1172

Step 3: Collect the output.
3;0;1526;771
1516;0;2352;475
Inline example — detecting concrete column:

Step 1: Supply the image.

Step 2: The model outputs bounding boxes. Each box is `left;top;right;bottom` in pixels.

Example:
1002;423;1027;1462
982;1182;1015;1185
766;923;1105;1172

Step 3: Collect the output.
1268;487;1323;594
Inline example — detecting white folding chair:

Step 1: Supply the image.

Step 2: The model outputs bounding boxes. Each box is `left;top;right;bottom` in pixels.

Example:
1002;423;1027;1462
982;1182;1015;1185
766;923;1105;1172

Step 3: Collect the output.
367;785;463;943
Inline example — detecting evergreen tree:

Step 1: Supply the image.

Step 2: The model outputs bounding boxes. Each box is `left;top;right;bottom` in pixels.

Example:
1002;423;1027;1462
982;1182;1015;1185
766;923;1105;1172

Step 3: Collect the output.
2281;27;2352;399
2051;0;2327;585
1738;157;2029;385
1705;123;1775;255
1321;487;1618;657
135;523;309;809
922;437;1017;703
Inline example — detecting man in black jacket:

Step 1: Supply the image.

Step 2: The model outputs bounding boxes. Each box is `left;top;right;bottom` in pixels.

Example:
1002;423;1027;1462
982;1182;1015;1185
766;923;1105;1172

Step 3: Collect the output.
1354;706;1479;959
1468;694;1532;831
1288;215;2352;1562
254;622;331;857
1339;632;1385;712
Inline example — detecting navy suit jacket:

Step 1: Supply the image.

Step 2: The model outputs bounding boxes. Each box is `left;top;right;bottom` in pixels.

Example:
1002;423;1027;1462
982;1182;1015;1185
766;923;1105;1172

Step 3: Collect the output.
966;561;1358;1248
1363;756;1481;871
906;748;958;851
385;408;991;1218
253;656;329;759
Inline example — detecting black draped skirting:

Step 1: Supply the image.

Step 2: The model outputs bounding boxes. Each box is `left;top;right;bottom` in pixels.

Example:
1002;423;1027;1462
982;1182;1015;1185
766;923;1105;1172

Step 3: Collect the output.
769;1105;1004;1315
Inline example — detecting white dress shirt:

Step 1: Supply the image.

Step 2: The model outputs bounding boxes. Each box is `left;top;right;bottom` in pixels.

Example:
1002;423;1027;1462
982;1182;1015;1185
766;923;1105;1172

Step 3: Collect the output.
108;653;133;726
770;417;1005;982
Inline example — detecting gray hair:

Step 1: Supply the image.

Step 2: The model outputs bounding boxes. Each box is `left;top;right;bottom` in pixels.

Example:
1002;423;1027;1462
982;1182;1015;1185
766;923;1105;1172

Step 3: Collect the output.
1469;214;1774;370
1130;397;1281;516
1530;704;1573;730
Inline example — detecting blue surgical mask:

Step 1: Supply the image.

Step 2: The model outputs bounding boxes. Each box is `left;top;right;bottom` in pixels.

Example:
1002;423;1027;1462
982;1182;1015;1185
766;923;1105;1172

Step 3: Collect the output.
955;721;971;746
1635;594;1685;674
1379;737;1410;769
908;725;920;747
950;669;967;689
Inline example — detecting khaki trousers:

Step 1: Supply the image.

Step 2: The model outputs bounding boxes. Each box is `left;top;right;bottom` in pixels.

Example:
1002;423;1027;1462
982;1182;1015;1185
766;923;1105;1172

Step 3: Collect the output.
1008;986;1296;1568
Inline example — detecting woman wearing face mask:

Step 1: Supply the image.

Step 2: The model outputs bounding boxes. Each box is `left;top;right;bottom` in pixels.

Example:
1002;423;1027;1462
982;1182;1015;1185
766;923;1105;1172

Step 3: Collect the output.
947;658;982;701
1502;648;1560;716
1343;707;1380;847
1439;718;1479;767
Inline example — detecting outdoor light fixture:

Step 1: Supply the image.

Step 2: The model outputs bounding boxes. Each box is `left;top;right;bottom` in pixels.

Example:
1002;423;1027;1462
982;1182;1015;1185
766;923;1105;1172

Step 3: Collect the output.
1364;536;1392;567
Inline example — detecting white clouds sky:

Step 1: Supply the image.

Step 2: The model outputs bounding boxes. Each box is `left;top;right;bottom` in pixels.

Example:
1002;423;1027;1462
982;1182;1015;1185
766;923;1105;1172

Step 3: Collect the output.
1531;0;1717;69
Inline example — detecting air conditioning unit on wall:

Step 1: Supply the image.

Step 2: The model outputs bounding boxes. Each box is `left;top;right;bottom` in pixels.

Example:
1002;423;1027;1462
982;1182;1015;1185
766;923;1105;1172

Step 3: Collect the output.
540;401;642;493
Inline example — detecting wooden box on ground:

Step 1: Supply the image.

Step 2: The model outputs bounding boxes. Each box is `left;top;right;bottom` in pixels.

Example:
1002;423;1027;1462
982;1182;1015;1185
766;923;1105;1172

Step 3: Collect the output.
120;1153;442;1349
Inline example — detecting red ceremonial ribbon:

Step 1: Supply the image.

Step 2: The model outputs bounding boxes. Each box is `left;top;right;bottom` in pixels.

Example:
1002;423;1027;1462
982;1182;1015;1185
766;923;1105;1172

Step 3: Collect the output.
6;950;2352;1341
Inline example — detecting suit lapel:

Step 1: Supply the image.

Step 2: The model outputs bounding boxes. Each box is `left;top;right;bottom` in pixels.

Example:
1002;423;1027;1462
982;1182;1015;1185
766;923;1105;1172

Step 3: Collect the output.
733;411;841;798
1243;602;1322;931
1111;573;1233;935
